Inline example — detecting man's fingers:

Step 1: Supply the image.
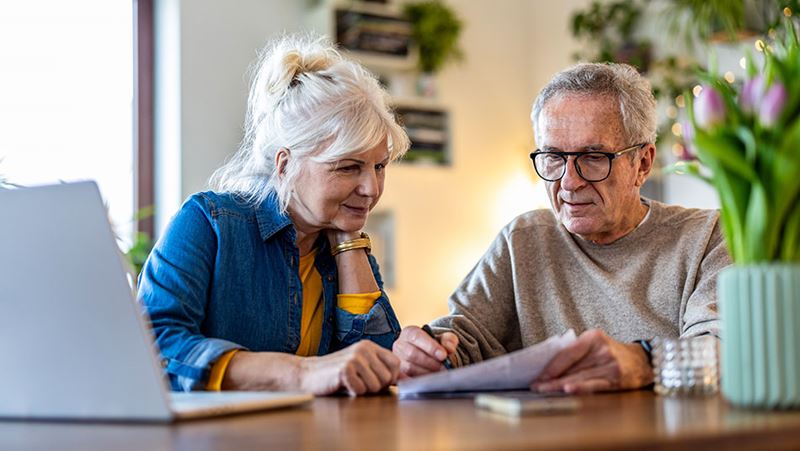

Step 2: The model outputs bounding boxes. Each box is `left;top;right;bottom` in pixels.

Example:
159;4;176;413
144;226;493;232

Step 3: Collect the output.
563;378;613;394
394;339;446;372
405;327;448;361
537;337;594;381
555;346;610;374
439;332;459;355
400;359;443;377
532;364;617;393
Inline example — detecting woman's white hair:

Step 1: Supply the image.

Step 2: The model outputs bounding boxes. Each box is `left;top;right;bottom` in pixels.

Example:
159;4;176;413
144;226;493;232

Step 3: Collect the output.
530;63;657;146
209;33;410;212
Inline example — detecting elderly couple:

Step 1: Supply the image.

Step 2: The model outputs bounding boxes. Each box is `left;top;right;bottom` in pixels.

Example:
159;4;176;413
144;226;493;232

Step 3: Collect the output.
138;35;730;396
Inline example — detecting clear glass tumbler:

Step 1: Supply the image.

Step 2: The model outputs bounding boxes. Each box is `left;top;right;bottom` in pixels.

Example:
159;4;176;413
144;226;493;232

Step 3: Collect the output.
652;335;719;396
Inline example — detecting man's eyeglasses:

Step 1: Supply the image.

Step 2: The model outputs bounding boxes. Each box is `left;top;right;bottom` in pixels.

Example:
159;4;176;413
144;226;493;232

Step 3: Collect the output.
529;143;647;183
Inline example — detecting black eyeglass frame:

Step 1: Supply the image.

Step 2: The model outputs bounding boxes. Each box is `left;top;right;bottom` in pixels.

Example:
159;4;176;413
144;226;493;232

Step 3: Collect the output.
529;143;647;182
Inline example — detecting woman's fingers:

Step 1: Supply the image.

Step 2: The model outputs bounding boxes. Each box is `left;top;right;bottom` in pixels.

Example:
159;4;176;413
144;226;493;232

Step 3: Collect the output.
342;364;367;396
375;348;402;383
346;341;399;394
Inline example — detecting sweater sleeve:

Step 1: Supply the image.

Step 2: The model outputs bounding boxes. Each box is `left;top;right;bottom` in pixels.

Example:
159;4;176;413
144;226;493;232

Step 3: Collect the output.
429;228;523;366
681;216;732;338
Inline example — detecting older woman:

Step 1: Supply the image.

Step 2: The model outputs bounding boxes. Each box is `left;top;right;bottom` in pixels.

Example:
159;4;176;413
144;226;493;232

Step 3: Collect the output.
138;35;410;396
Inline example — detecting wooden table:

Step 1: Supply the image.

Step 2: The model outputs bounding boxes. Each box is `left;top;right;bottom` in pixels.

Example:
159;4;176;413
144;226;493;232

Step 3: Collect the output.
3;390;800;451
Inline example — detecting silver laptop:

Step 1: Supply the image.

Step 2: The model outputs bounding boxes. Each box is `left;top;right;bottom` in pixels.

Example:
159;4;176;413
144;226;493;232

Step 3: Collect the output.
0;181;312;422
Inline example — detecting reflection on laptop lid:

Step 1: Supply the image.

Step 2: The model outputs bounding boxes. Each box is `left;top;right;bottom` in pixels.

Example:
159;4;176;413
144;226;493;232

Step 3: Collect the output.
0;182;311;422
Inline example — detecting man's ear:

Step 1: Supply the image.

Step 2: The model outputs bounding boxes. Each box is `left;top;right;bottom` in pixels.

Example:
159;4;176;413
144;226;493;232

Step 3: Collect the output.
275;148;290;179
634;144;655;187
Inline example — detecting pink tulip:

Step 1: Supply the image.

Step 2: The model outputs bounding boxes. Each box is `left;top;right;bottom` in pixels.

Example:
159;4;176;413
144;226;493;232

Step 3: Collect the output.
678;144;696;161
680;119;696;161
758;82;787;127
739;76;764;114
694;86;726;130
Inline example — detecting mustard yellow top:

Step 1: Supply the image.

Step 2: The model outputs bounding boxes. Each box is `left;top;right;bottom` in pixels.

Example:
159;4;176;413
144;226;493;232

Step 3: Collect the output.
206;249;381;390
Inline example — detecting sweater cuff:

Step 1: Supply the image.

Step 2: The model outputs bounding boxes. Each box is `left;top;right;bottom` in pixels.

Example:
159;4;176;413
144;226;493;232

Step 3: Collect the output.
337;290;381;315
205;349;240;391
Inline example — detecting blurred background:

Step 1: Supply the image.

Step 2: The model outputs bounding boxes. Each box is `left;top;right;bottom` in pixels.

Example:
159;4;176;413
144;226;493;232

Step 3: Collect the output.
1;0;793;325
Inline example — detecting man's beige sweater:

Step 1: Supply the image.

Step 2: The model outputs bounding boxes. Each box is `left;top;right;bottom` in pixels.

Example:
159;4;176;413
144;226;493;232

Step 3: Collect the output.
431;199;732;366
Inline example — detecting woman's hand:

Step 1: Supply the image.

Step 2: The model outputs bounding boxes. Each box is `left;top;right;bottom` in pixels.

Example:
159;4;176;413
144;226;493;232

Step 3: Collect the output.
326;229;362;249
300;340;401;396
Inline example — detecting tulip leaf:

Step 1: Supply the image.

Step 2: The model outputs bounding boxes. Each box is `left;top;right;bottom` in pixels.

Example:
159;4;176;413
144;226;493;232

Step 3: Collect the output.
705;157;748;262
694;132;756;182
678;15;800;264
662;160;711;183
735;126;756;166
780;201;800;262
745;183;771;261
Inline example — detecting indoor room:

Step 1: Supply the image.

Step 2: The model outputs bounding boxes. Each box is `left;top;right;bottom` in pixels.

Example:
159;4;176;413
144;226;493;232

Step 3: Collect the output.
1;0;799;449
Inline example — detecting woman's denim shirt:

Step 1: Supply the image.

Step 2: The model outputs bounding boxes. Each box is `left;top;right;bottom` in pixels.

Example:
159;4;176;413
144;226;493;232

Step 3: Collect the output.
137;191;401;391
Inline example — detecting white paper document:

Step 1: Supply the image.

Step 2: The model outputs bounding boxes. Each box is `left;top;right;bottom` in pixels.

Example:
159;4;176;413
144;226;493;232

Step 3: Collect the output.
396;329;577;395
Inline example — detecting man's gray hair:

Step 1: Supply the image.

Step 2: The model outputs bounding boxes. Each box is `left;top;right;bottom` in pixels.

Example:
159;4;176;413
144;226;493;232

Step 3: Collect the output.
209;33;409;213
530;63;657;146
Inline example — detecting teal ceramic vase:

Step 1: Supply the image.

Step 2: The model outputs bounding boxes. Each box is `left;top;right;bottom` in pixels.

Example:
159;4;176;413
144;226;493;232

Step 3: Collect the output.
719;265;800;408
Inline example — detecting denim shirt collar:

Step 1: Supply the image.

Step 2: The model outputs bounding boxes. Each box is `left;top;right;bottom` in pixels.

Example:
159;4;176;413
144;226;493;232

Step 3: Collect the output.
255;192;294;241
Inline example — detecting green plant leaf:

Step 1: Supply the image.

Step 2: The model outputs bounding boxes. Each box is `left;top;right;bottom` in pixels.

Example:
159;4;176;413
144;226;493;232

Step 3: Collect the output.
780;200;800;262
704;157;749;262
734;126;756;165
694;132;757;182
662;160;711;183
744;182;771;261
404;1;464;73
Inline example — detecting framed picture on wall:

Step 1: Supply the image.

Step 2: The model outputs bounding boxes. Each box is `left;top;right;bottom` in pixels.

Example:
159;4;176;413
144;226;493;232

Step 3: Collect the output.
334;4;412;59
393;103;450;165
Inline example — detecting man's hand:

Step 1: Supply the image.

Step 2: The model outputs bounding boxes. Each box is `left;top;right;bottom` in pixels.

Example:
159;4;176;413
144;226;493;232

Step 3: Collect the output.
531;329;653;394
392;326;459;377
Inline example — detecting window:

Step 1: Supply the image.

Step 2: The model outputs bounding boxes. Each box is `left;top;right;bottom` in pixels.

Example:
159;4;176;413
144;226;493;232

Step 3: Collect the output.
0;1;136;245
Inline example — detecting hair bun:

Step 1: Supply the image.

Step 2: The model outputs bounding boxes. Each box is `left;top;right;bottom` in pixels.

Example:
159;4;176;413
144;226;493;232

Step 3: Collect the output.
263;36;337;97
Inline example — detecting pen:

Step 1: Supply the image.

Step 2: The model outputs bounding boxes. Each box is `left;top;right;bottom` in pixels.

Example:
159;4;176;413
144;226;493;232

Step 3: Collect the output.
421;324;454;370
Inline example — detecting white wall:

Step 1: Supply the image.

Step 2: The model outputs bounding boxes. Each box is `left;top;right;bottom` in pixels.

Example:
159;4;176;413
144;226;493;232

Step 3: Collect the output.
154;0;306;232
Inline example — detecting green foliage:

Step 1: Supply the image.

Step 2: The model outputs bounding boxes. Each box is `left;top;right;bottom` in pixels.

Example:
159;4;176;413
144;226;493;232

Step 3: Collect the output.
664;0;800;48
569;0;702;150
125;205;155;275
570;0;652;71
685;18;800;263
403;1;463;73
664;0;746;45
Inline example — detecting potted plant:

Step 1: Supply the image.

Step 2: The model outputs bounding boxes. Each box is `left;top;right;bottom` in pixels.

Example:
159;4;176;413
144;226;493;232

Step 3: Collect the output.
402;0;463;97
570;0;652;72
126;206;155;276
664;0;800;47
678;16;800;408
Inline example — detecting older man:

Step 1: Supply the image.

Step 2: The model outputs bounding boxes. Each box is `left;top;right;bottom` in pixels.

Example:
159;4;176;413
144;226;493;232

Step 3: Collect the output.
393;63;731;394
